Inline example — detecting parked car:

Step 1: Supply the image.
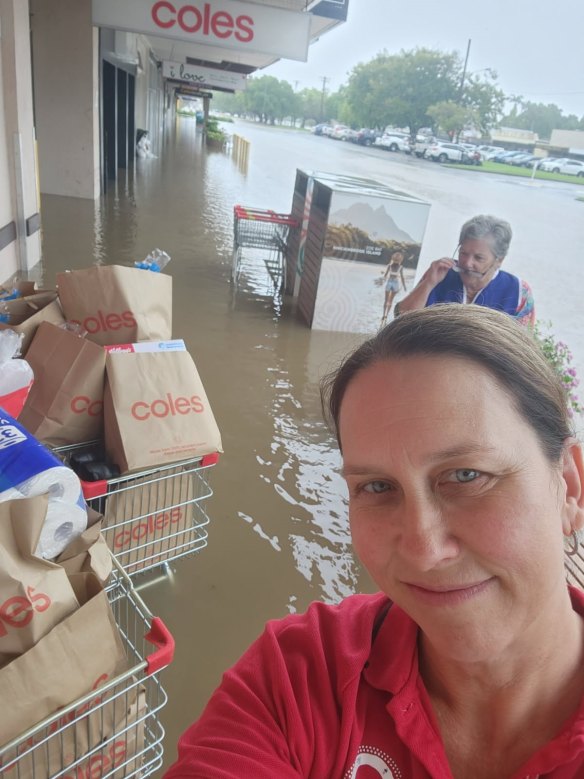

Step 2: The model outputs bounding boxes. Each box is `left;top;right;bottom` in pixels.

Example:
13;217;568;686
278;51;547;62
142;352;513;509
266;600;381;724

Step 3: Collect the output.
492;150;525;164
425;141;468;163
353;128;381;146
312;123;329;136
538;157;568;172
374;133;410;152
413;134;435;158
547;159;584;176
462;149;483;166
517;155;541;168
320;125;334;137
476;145;505;160
340;128;359;142
507;153;536;166
330;125;350;140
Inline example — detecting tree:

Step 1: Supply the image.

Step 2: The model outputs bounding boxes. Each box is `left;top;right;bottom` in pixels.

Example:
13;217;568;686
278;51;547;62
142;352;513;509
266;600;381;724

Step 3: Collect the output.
344;49;461;134
297;87;323;125
243;76;298;124
461;72;506;134
427;101;478;140
501;100;584;140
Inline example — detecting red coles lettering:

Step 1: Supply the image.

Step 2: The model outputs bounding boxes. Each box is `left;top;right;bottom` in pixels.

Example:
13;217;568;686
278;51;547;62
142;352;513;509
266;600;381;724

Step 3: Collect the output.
131;394;205;420
151;2;254;43
70;396;104;416
69;310;136;334
0;586;51;638
113;507;182;549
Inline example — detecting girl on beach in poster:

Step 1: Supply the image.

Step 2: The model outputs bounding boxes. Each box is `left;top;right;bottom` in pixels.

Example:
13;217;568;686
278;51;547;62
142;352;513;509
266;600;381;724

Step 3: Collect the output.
379;250;407;324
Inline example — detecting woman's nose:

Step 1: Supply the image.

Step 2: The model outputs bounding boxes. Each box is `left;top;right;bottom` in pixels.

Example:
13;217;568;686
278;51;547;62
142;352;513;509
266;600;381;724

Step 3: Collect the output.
397;496;460;570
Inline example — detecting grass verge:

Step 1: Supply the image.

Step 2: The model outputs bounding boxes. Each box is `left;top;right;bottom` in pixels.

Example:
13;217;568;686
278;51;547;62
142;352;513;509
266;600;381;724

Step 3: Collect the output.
444;160;584;185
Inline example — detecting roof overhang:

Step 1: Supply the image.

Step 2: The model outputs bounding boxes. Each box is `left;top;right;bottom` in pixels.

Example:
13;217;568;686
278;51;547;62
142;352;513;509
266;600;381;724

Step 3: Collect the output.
93;0;348;88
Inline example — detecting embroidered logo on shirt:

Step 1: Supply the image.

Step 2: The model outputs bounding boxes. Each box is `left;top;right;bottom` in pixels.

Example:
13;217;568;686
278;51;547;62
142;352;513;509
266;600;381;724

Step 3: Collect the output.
345;746;401;778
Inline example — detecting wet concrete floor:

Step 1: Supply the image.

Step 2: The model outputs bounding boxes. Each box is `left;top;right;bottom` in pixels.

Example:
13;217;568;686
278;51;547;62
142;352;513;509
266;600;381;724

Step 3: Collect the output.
37;116;584;772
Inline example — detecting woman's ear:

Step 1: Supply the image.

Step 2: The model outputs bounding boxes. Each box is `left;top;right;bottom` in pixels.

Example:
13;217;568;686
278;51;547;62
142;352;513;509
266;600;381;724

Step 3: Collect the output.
561;439;584;534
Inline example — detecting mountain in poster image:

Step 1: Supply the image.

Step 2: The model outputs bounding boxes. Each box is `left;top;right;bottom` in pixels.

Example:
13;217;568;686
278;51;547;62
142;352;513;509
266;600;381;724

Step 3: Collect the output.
330;203;413;242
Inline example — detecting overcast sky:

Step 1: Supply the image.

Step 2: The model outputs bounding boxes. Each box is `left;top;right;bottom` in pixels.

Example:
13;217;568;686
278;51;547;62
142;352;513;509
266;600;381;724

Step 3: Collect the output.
264;0;584;117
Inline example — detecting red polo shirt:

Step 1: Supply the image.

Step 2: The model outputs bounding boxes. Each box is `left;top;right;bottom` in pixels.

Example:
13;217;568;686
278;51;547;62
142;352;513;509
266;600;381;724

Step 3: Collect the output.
165;588;584;778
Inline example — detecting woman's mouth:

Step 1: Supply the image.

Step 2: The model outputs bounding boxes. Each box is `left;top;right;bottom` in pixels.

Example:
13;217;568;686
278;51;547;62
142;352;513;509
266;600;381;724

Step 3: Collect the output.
404;578;494;606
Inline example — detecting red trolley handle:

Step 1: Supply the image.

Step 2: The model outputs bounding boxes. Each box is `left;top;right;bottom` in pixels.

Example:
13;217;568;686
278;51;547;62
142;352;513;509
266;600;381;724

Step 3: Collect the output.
145;617;175;674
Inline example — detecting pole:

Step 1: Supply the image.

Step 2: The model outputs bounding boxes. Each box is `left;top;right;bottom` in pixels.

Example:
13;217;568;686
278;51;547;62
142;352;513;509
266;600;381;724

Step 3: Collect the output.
456;39;471;142
320;76;329;122
458;38;471;99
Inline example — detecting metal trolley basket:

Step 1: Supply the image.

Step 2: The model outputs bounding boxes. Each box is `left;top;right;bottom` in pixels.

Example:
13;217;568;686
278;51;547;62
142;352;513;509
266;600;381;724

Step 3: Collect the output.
55;442;220;577
232;205;298;289
0;558;174;779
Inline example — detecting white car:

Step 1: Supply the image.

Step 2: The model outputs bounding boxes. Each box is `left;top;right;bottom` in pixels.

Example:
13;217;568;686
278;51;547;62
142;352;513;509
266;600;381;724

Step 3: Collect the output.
374;133;410;152
425;141;467;163
547;159;584;177
538;157;567;172
476;145;505;160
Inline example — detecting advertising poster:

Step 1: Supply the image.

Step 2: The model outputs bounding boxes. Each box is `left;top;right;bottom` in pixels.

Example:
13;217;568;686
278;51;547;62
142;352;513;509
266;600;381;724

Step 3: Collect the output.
312;191;430;333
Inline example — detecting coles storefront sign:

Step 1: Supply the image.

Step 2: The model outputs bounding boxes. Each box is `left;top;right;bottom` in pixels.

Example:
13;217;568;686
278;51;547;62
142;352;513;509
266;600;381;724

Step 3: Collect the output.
92;0;311;61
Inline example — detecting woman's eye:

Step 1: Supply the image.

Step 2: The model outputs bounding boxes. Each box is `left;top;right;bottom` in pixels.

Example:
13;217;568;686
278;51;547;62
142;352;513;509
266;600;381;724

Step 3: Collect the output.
449;469;481;483
362;480;391;494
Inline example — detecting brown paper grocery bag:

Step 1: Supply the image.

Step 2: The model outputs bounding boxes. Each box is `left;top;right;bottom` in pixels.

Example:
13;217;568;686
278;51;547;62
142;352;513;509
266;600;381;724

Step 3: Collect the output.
0;293;64;355
57;265;172;346
18;322;106;445
0;497;79;668
104;349;223;473
55;511;112;585
103;467;196;573
0;573;128;755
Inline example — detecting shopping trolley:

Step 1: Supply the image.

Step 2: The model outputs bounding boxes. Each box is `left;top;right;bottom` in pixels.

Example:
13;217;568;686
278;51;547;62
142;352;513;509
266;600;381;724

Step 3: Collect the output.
232;205;298;290
55;441;220;577
0;557;174;779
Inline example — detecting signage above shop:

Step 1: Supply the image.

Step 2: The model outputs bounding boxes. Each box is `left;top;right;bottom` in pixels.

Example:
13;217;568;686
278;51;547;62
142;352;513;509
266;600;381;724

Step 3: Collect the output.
310;0;349;21
163;60;246;91
92;0;311;61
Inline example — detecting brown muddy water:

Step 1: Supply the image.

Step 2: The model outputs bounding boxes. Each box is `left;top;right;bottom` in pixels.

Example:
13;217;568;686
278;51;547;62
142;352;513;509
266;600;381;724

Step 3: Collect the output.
36;116;584;773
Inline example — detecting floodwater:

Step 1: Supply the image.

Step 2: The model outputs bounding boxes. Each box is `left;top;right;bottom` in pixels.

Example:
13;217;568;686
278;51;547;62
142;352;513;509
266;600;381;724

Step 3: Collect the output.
36;116;584;773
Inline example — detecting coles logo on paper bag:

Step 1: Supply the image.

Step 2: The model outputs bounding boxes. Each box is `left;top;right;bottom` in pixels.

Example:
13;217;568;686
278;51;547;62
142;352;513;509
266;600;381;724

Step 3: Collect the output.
69;310;137;335
71;396;104;416
131;393;205;420
0;586;51;638
113;507;184;549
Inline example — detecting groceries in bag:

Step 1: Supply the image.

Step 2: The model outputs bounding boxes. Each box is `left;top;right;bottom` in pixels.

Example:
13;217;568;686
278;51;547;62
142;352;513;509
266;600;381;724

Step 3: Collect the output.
18;321;106;445
104;344;223;473
57;264;172;346
0;330;34;417
0;496;80;669
0;411;88;559
0;288;64;356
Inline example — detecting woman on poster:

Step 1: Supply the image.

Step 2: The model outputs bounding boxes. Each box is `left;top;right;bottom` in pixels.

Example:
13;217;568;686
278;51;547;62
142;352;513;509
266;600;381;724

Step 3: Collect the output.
379;249;407;324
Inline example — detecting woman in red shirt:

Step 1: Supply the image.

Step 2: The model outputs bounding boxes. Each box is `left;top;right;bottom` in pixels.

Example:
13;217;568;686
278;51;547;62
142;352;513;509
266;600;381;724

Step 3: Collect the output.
166;305;584;779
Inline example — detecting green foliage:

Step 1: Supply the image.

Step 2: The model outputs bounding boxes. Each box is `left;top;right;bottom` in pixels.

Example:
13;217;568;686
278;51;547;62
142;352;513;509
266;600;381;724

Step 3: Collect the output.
533;322;583;417
501;100;584;141
243;76;299;124
206;118;227;144
427;101;478;138
344;48;461;134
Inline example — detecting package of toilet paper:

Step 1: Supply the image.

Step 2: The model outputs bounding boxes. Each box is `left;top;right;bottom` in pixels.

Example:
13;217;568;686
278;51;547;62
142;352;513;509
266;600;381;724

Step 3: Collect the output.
0;411;88;558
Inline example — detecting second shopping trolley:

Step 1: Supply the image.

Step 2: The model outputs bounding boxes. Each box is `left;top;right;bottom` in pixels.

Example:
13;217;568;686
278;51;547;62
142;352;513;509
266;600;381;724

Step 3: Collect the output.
0;558;174;779
56;441;219;577
232;205;298;290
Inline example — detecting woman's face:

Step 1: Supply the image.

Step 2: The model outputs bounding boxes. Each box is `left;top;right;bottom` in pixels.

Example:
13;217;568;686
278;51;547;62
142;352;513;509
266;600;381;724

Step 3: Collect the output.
457;237;501;288
339;355;580;663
